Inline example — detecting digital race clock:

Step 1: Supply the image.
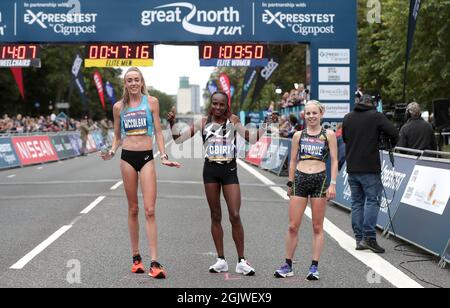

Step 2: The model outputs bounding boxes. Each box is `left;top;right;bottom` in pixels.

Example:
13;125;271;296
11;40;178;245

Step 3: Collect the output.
0;44;41;68
199;44;269;67
84;43;154;67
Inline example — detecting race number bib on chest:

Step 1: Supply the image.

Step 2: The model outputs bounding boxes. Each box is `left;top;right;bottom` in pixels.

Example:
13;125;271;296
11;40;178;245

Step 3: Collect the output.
123;110;148;136
206;138;235;161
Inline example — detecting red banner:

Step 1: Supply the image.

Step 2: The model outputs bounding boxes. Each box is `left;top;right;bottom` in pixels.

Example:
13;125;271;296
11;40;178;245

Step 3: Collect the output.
11;136;59;166
93;70;106;110
219;73;231;110
10;68;25;100
245;136;271;166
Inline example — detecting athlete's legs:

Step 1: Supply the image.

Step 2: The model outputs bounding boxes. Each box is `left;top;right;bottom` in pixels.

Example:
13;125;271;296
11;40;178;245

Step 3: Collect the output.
285;197;308;259
222;184;244;258
204;183;224;257
310;197;327;261
120;160;140;256
139;161;158;262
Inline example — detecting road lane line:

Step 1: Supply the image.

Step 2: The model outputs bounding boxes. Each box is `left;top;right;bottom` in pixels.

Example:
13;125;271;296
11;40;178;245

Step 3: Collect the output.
236;159;423;288
80;196;105;214
110;181;123;190
10;225;72;270
7;174;16;178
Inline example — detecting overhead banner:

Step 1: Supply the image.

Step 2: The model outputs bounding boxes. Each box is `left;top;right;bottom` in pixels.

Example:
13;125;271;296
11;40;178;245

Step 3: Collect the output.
93;70;106;110
0;0;356;43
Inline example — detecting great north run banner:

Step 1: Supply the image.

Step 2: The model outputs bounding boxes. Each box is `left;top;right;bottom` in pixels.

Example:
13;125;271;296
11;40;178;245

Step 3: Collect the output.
0;137;21;169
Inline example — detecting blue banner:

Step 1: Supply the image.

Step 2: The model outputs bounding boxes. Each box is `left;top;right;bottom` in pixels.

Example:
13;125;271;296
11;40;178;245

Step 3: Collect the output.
0;0;356;43
68;133;81;155
105;81;117;105
0;137;20;169
240;67;258;108
207;80;218;95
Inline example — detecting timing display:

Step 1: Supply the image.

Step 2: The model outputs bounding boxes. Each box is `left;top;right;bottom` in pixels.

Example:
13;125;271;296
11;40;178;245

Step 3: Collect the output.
85;43;154;67
0;44;41;67
199;44;269;67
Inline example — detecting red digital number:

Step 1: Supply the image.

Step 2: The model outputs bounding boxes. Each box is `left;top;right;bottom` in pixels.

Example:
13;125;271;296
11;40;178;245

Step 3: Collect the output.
203;45;212;59
89;45;99;59
255;45;264;59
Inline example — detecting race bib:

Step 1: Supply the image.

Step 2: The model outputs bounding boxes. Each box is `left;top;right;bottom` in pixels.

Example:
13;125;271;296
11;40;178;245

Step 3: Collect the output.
205;137;235;161
123;110;148;136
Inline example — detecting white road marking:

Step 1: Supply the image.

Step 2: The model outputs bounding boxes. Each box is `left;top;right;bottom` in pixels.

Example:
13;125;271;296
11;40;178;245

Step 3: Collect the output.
10;225;72;270
236;159;423;288
110;181;123;190
7;174;16;178
80;196;105;214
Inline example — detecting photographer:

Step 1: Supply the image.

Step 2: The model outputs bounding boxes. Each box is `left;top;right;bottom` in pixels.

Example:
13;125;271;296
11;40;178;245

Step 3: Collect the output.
397;102;437;150
342;94;398;253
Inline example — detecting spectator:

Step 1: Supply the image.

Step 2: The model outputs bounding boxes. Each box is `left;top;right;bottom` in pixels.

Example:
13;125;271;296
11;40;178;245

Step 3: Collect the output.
79;116;90;156
397;102;437;151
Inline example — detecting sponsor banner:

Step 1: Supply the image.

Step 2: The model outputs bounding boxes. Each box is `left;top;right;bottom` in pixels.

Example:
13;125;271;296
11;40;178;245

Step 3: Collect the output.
86;133;98;153
0;1;356;43
245;136;271;166
84;59;153;68
322;103;350;119
318;49;350;64
318;85;350;101
0;137;21;169
49;134;78;159
393;159;450;257
240;67;258;108
401;165;450;215
318;66;350;82
11;135;59;165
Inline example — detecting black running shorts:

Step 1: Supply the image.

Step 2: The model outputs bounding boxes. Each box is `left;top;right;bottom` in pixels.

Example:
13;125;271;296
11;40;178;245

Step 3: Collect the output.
203;159;239;185
292;170;327;198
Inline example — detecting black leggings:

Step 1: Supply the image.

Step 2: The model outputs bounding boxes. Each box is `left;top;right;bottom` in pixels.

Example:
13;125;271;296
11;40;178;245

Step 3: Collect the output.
121;149;154;172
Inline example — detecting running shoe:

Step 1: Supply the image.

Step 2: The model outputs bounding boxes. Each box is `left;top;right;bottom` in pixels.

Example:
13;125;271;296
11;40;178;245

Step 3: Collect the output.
235;259;255;276
149;261;166;279
274;262;294;278
209;258;229;273
305;265;320;281
131;255;145;274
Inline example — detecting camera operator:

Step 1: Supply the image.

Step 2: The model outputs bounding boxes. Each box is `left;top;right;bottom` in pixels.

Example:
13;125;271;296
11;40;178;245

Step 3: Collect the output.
342;94;398;253
397;102;437;151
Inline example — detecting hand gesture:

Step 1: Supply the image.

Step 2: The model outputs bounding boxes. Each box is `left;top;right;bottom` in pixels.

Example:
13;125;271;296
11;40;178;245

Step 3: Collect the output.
161;160;182;168
100;150;114;161
326;185;336;201
167;106;176;126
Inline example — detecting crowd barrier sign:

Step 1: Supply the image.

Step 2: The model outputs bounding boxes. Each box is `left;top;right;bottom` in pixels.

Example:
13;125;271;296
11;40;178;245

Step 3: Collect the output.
333;152;419;231
0;137;21;170
50;134;78;160
68;133;82;156
388;158;450;257
11;135;59;166
260;138;291;176
245;136;271;166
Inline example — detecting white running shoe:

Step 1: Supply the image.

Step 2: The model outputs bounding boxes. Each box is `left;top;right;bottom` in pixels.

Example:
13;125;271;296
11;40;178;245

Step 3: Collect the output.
209;258;229;273
235;259;256;276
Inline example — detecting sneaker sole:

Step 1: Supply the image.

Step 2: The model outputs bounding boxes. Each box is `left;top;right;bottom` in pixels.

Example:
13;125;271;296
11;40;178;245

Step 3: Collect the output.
274;271;294;278
236;270;255;276
149;272;166;279
132;268;145;274
209;268;228;273
305;275;319;281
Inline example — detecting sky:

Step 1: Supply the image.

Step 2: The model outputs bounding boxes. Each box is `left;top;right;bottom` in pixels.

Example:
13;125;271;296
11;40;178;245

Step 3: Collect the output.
120;44;215;97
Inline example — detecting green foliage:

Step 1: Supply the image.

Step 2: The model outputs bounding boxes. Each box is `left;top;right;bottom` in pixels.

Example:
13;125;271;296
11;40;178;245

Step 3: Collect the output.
358;0;450;110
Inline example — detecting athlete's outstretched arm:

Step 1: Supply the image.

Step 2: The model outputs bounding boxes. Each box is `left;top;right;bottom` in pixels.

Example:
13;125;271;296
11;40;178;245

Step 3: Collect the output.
168;113;204;144
152;97;181;168
231;114;267;144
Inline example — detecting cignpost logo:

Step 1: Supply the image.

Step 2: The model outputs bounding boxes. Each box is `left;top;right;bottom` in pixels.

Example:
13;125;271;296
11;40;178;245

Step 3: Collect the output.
141;2;244;36
22;0;97;36
261;8;336;36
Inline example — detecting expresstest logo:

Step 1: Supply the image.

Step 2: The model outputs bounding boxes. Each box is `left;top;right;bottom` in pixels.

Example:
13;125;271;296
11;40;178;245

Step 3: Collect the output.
23;0;97;36
262;9;336;36
141;2;243;36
